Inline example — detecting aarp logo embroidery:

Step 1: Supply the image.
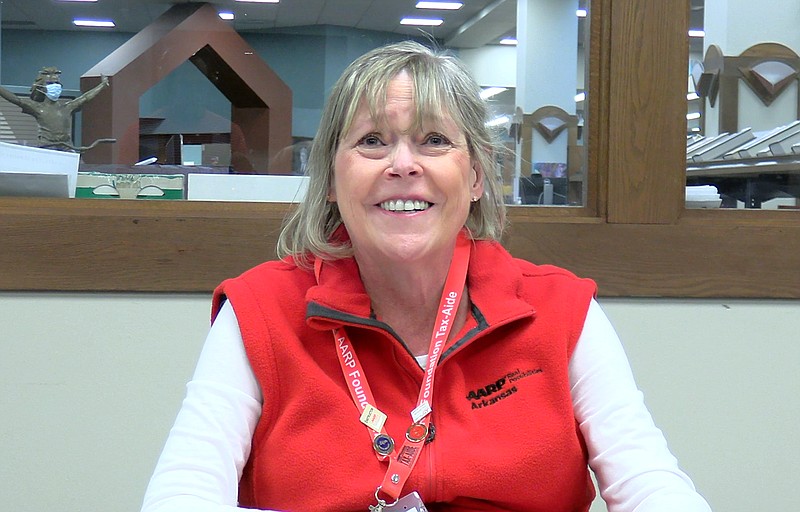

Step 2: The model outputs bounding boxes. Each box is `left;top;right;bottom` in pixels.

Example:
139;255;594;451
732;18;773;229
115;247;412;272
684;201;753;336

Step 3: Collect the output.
466;367;542;410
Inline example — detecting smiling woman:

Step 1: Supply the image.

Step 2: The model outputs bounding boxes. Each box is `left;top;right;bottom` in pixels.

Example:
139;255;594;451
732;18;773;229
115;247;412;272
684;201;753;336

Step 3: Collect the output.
138;39;712;512
278;44;503;269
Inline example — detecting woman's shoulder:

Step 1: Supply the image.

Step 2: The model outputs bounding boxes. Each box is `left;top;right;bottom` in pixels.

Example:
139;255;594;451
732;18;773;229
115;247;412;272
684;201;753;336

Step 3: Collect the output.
215;257;314;298
212;257;315;321
514;258;588;282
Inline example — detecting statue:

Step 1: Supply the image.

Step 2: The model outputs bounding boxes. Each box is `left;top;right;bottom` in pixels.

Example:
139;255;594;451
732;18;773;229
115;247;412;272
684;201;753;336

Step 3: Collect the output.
0;66;114;152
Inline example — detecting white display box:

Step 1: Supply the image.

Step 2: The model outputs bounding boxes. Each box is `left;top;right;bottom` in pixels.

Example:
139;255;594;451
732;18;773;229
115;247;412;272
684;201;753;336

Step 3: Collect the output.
685;185;722;209
187;174;309;202
0;141;80;198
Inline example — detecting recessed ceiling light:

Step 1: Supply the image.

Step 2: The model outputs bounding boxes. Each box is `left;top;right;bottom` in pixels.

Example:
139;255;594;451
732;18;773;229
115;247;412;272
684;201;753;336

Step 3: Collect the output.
416;1;463;9
400;17;444;26
686;112;701;120
219;11;235;21
73;19;115;27
688;29;705;37
576;9;588;17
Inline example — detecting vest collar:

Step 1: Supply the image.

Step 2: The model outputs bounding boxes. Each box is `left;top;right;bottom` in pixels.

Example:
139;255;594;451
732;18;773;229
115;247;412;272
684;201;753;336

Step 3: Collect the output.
305;234;535;332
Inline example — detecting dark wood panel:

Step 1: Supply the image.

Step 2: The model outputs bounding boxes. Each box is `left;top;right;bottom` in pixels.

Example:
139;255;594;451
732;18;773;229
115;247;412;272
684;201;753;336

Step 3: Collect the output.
584;0;612;218
506;213;800;298
0;198;289;292
2;197;798;297
606;0;687;224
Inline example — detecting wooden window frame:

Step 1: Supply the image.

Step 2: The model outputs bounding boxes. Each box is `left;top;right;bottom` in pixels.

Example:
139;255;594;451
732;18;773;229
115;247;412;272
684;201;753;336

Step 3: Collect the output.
1;0;798;297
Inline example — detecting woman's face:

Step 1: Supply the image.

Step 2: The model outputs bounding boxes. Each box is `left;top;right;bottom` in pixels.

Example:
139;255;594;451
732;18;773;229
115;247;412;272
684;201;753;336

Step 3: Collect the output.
331;70;483;268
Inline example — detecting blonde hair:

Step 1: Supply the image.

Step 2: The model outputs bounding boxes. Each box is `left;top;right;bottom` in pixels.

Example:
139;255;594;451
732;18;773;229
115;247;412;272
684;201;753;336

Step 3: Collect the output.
277;40;507;265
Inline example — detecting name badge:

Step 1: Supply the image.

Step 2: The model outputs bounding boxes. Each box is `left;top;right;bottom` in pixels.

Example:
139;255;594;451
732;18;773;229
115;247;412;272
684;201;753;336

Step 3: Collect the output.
384;491;428;511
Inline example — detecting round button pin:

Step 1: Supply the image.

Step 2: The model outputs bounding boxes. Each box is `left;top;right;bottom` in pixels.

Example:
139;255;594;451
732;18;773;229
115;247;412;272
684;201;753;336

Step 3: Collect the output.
373;433;395;456
405;423;428;442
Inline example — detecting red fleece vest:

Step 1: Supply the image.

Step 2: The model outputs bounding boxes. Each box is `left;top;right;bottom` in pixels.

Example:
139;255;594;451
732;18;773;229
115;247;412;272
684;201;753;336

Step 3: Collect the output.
213;239;597;512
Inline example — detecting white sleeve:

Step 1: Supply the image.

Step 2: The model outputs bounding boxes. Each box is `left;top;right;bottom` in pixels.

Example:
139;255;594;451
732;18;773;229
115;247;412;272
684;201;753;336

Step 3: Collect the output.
141;300;280;512
569;299;713;512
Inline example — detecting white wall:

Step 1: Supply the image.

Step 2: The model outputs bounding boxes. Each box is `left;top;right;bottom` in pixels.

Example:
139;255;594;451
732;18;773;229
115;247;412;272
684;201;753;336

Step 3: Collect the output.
1;292;798;512
459;45;517;88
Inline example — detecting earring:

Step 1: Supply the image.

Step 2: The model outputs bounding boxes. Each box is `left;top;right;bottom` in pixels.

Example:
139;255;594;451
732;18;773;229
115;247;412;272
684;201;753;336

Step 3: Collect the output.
471;196;479;202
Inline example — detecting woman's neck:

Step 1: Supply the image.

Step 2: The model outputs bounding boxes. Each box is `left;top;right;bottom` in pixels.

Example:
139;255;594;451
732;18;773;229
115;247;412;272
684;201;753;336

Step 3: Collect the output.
356;254;468;355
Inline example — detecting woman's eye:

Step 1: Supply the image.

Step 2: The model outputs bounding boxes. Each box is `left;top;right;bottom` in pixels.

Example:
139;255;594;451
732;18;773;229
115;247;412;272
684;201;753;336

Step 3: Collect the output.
358;134;383;147
425;133;451;146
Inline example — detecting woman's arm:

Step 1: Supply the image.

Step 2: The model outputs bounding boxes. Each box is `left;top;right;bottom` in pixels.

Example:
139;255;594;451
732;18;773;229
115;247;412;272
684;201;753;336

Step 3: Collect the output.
569;299;713;512
140;300;277;512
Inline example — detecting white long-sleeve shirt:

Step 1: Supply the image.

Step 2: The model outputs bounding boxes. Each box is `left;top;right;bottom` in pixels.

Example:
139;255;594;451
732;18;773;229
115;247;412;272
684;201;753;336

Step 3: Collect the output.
141;299;712;512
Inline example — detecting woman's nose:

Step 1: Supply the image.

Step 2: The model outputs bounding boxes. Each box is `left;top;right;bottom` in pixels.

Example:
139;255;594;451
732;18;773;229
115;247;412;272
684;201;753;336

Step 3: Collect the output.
389;141;421;177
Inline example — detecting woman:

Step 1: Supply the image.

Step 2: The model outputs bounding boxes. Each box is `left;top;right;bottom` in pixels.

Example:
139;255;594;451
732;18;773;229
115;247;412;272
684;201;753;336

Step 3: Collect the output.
142;41;712;512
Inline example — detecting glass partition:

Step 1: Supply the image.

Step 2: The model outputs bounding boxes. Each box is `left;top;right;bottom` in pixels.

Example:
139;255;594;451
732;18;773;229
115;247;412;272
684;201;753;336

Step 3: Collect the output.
685;0;800;210
0;0;589;207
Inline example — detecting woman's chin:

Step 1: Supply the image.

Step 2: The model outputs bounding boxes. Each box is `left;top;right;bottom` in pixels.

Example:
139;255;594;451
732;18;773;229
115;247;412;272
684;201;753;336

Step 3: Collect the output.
355;233;455;267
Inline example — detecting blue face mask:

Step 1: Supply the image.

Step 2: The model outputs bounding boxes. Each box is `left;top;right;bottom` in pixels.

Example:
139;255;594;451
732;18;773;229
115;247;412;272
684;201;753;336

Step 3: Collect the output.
45;83;62;101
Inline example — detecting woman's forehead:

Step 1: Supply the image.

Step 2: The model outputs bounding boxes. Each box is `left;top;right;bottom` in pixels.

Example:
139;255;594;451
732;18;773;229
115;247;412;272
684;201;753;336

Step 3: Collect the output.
344;91;461;133
343;103;463;139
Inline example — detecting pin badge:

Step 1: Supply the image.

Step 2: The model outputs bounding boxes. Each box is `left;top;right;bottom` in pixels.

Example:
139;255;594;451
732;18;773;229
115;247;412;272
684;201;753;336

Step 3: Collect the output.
405;423;428;443
360;404;388;433
425;422;436;444
373;433;395;456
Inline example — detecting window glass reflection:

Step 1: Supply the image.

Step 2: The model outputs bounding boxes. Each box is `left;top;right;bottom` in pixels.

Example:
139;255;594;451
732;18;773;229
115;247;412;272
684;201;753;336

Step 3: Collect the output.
0;0;588;206
686;0;800;210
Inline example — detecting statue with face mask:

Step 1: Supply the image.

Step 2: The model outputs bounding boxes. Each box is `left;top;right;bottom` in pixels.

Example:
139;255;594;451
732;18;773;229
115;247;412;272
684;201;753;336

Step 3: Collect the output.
0;66;111;151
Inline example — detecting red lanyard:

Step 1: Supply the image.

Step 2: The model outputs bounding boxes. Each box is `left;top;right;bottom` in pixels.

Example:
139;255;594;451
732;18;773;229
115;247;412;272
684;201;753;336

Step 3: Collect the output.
316;232;471;501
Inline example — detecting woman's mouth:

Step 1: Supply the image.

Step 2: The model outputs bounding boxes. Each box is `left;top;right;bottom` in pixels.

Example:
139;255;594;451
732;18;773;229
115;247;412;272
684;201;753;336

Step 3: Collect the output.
379;199;432;212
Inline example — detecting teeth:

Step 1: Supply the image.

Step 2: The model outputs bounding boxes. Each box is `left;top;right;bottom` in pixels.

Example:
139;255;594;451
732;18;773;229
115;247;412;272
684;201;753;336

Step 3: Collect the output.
380;199;431;212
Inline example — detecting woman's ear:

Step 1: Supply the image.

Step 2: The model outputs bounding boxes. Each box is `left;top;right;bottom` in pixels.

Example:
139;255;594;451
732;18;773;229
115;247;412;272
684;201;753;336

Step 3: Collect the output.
471;161;485;198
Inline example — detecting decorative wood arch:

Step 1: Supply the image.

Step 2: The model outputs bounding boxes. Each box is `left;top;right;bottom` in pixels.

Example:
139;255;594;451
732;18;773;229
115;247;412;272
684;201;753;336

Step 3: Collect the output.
702;42;800;134
79;2;292;173
513;105;583;203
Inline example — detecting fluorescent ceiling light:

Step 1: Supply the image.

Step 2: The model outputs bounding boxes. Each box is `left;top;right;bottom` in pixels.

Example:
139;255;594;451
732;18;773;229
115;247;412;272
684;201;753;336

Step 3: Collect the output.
416;1;463;9
400;17;443;26
219;11;235;20
576;9;588;17
575;92;586;102
59;0;98;3
499;38;517;46
480;87;507;100
73;19;115;27
236;0;279;3
686;112;701;120
688;29;705;37
687;92;700;101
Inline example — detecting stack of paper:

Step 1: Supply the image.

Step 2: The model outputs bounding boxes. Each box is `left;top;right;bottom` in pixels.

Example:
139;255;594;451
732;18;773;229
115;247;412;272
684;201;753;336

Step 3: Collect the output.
0;141;79;198
685;185;722;208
